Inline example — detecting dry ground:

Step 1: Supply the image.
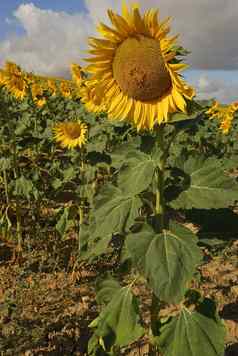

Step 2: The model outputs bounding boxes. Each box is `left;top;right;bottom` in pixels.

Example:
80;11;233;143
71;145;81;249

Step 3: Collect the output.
0;208;238;356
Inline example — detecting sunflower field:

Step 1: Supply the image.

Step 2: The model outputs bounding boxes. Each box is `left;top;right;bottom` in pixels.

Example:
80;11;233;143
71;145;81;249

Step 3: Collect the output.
1;3;238;356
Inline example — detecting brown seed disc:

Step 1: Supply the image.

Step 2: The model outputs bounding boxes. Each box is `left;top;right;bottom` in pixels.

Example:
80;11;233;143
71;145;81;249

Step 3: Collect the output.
65;124;82;139
113;35;172;101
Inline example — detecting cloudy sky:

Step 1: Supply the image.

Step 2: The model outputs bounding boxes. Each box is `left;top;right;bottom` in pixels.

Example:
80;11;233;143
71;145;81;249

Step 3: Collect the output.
0;0;238;102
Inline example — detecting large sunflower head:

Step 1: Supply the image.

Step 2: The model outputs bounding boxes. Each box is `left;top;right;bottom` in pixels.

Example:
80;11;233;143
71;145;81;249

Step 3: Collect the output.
53;121;88;149
83;3;195;131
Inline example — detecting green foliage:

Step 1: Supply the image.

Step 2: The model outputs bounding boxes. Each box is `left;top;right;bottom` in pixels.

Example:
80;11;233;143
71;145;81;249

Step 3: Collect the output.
93;185;143;236
89;283;144;350
118;151;156;195
56;206;74;238
126;222;202;303
168;155;238;209
1;83;237;355
13;175;36;200
157;300;226;356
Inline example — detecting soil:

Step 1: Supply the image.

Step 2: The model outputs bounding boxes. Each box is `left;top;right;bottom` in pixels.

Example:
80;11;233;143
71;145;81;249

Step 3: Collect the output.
0;210;238;356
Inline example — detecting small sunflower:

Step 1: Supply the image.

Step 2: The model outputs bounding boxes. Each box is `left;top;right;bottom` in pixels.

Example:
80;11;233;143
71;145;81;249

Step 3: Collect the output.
47;79;57;96
2;61;28;100
53;121;88;149
219;118;233;134
206;100;238;134
71;63;83;87
60;81;72;98
83;3;195;130
31;83;46;107
80;79;106;113
0;70;5;87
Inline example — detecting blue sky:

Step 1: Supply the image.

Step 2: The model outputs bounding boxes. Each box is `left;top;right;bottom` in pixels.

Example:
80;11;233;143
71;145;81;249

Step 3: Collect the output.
0;0;86;39
0;0;238;102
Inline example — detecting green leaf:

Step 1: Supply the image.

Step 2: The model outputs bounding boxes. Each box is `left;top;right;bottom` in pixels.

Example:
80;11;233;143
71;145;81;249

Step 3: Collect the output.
94;186;142;235
169;110;201;123
56;207;72;237
90;286;144;347
110;142;141;169
51;178;62;190
13;175;34;200
63;166;76;182
0;157;11;171
126;222;202;303
126;224;154;272
81;233;113;261
157;305;225;356
96;278;121;304
118;151;155;195
170;156;238;209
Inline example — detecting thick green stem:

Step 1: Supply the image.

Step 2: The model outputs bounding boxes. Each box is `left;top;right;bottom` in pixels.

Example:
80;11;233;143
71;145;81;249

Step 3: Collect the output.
155;167;165;228
78;151;86;254
149;125;166;356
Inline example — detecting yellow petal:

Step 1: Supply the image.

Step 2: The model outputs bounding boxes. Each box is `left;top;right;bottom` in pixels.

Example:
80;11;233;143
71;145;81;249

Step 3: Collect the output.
107;10;132;35
160;96;169;122
172;89;186;112
88;37;116;49
134;100;142;124
132;7;148;35
97;22;124;41
109;91;124;112
120;96;133;119
169;63;189;72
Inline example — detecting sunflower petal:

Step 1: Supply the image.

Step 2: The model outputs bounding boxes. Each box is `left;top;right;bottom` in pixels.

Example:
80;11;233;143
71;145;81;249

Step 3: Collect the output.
132;7;149;35
107;10;132;35
172;89;186;112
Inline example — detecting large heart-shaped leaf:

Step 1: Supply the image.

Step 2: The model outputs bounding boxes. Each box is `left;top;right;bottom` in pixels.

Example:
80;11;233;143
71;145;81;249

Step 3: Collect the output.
158;303;225;356
118;151;156;195
126;222;202;303
94;185;142;235
170;156;238;209
90;286;144;347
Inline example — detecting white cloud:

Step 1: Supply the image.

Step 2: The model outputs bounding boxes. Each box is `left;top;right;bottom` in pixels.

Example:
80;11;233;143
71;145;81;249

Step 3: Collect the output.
0;0;238;103
0;3;93;76
85;0;238;70
195;74;238;103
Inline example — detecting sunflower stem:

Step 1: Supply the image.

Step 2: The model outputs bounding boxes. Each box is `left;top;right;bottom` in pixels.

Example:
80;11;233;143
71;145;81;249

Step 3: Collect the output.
149;125;167;356
3;168;9;205
78;149;86;254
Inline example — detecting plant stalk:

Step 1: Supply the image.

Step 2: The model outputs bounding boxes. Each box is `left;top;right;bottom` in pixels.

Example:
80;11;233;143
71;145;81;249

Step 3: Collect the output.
149;125;166;356
3;169;9;204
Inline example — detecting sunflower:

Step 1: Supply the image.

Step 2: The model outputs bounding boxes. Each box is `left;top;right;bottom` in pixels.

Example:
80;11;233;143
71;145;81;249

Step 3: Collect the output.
2;61;28;100
71;63;83;87
47;79;57;96
206;100;238;134
83;3;195;131
53;121;88;149
31;83;46;107
0;70;5;87
60;81;72;98
79;79;106;113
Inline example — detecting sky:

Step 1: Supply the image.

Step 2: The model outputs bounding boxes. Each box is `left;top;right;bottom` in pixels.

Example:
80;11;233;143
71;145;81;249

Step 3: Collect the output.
0;0;238;102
